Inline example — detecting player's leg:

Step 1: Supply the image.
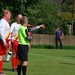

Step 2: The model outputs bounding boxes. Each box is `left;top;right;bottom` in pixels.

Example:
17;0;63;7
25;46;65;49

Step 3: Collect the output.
5;42;12;62
17;45;22;75
0;40;8;75
5;49;12;62
0;56;3;74
17;60;28;75
17;60;22;75
22;45;28;75
17;45;28;75
22;61;28;75
11;41;18;71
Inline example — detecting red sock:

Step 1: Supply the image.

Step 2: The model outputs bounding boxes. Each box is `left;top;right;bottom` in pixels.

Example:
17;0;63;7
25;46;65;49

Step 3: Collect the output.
15;58;18;68
12;56;16;69
0;60;3;73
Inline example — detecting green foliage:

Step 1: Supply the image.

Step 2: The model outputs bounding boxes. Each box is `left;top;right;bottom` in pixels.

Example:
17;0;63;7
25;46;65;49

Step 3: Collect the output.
18;0;27;3
31;44;75;50
0;0;72;35
27;1;60;34
59;12;72;21
28;17;38;25
37;1;59;19
38;19;55;34
61;0;73;12
63;45;75;50
31;44;55;49
60;21;69;35
28;17;38;33
60;0;75;35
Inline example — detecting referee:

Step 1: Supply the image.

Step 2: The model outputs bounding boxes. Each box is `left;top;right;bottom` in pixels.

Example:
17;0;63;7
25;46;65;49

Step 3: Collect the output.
17;16;45;75
17;16;30;75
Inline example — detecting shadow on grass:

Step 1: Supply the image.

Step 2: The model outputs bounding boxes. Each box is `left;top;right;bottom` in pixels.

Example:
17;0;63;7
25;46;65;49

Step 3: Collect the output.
59;62;75;65
3;68;12;71
66;56;75;58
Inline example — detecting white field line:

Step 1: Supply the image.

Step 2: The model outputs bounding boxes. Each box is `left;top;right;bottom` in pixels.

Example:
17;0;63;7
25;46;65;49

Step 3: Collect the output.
29;53;75;62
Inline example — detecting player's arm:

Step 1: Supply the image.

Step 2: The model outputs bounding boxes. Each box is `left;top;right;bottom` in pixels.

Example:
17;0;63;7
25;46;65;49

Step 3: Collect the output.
0;23;6;42
29;24;45;31
25;29;32;41
0;23;7;47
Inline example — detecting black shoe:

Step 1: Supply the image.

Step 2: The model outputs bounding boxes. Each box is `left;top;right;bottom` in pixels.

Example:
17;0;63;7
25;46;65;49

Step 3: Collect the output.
12;68;17;72
4;60;9;62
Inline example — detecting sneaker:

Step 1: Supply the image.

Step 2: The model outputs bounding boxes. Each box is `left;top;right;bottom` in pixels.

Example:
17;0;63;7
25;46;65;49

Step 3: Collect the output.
12;68;17;72
0;73;5;75
4;60;9;62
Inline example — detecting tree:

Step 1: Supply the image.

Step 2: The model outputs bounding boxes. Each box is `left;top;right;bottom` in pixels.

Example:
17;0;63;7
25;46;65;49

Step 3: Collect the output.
59;12;72;21
27;1;61;34
61;0;73;12
0;0;70;35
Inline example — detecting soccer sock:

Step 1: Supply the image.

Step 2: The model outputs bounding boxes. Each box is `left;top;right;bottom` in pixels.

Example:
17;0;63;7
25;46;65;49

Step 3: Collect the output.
15;58;19;69
17;65;21;75
12;56;16;69
22;66;27;75
6;50;12;61
0;60;3;74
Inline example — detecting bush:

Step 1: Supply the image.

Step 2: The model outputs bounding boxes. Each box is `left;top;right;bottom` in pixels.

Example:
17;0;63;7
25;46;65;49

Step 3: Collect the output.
61;21;69;35
31;44;54;49
31;44;75;50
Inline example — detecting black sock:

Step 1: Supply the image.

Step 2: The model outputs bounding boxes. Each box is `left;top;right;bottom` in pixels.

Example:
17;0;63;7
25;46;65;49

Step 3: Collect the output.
17;65;21;75
22;66;27;75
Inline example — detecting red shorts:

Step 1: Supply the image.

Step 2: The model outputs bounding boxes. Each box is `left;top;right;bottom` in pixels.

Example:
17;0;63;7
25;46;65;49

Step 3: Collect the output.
0;39;9;55
11;40;18;55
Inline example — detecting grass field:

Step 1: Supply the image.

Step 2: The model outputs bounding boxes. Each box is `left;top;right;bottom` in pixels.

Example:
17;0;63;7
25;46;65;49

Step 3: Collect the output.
3;48;75;75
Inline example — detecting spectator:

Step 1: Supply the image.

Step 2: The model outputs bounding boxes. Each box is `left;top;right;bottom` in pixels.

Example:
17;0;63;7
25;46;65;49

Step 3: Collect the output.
55;26;64;49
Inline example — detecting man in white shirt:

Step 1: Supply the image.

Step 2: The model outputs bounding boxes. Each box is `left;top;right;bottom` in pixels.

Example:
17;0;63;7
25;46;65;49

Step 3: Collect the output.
0;9;11;75
5;14;22;71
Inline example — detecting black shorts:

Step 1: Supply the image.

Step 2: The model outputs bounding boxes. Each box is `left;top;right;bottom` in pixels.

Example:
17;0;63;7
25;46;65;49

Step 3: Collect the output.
17;44;29;61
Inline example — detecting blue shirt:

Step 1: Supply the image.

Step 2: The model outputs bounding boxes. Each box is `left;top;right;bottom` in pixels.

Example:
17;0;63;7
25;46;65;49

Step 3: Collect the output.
55;30;62;39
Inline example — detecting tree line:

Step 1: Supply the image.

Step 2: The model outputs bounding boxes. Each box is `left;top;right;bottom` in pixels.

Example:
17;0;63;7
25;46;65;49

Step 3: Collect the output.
0;0;74;35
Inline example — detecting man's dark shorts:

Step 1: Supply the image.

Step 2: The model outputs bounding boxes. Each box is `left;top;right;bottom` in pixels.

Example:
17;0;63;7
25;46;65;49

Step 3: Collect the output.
17;44;29;61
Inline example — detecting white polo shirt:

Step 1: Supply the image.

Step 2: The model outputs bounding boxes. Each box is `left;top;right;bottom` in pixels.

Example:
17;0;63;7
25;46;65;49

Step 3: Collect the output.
0;19;10;42
10;22;21;41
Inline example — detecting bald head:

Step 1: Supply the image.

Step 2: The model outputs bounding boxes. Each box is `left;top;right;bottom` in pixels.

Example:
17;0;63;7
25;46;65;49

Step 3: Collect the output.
17;14;22;18
16;14;22;24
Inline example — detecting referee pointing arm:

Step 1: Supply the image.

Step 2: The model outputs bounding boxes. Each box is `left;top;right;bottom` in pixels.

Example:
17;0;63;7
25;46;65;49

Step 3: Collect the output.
17;16;45;75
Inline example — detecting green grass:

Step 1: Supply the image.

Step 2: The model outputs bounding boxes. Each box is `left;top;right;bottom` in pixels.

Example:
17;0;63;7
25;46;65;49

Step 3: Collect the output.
3;48;75;75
